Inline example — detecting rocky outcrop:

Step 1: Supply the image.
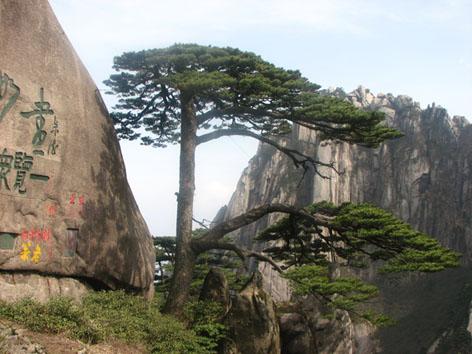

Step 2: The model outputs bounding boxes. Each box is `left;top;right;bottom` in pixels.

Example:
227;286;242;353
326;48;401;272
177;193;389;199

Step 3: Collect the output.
221;273;281;354
0;272;90;303
199;268;231;313
280;299;377;354
0;0;155;299
199;269;280;354
221;86;471;353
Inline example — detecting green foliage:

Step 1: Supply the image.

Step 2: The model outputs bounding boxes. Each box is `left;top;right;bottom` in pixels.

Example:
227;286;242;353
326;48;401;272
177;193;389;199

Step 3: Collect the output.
190;253;248;296
0;297;100;343
184;300;227;352
283;265;397;327
0;291;216;353
105;43;400;148
260;202;459;326
259;202;459;273
154;232;249;296
106;44;456;330
284;265;378;306
154;236;177;286
360;310;395;327
283;265;392;326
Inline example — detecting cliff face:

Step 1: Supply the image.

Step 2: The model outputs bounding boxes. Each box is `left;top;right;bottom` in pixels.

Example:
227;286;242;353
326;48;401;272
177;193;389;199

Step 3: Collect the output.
220;87;472;353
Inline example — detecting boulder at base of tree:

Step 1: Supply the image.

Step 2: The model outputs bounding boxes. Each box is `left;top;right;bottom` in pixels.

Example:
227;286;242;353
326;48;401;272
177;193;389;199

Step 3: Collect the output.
222;272;281;354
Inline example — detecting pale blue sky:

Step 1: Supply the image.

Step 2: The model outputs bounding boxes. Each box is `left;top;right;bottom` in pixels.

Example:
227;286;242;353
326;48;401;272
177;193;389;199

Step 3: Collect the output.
49;0;471;236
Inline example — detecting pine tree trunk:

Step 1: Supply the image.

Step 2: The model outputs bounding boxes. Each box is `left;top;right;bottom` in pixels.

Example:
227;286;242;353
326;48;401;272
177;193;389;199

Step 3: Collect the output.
163;93;197;316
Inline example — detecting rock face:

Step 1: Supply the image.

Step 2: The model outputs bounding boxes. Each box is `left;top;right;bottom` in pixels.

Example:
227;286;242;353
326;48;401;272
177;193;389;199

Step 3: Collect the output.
199;269;280;354
0;273;90;303
279;299;377;354
280;313;316;354
221;86;472;353
199;268;231;313
222;273;281;354
0;0;155;299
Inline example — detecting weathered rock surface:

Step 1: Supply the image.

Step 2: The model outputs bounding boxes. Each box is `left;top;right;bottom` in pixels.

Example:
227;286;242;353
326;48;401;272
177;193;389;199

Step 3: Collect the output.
0;0;154;299
199;268;231;313
0;272;90;303
222;273;281;354
280;298;377;354
280;313;316;354
221;86;471;353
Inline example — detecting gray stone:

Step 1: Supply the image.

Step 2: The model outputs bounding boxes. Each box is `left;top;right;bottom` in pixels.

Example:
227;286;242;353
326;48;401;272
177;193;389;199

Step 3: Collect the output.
199;268;230;313
222;273;281;354
280;313;316;354
220;86;471;353
0;272;90;303
0;0;155;299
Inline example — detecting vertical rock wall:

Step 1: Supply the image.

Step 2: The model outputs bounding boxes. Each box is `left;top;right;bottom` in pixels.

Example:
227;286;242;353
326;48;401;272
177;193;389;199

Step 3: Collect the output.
221;87;471;353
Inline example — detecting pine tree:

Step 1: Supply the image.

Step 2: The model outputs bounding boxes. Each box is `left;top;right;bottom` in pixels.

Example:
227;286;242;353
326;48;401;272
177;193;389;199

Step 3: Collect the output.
105;44;457;316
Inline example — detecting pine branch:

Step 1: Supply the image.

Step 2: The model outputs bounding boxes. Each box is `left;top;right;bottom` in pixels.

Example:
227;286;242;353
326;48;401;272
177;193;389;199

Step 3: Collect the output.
196;128;339;179
195;203;334;245
191;240;283;273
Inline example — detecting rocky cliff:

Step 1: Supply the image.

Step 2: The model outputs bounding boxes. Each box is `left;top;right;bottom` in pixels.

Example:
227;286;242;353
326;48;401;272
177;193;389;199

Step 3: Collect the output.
220;87;472;353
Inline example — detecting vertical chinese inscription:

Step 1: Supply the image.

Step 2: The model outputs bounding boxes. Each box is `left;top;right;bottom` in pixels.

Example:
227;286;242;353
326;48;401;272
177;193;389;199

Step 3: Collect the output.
20;88;54;156
0;148;33;194
20;241;31;261
19;228;51;263
0;72;20;121
0;74;58;195
0;148;35;194
13;152;33;193
0;148;13;190
48;115;59;155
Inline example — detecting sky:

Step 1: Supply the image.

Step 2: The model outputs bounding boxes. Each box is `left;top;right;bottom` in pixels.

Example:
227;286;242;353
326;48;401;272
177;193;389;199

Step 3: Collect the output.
48;0;472;236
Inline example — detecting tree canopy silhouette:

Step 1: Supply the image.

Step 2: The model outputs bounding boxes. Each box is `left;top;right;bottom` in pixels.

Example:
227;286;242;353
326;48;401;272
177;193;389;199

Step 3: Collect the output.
105;44;457;316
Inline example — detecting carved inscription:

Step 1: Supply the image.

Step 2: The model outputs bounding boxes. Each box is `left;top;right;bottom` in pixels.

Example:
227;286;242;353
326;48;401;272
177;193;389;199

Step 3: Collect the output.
20;88;54;156
46;204;57;217
19;228;51;263
69;193;85;206
0;72;20;121
48;115;59;155
0;148;34;194
0;148;13;190
0;73;70;265
0;74;60;195
1;75;60;157
13;151;33;193
67;193;86;218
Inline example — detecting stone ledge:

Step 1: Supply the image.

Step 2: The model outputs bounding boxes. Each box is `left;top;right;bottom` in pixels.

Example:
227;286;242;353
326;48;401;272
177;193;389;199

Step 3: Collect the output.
0;272;90;303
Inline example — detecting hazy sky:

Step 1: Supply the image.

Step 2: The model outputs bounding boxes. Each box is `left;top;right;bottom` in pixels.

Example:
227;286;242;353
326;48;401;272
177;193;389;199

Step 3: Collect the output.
49;0;471;236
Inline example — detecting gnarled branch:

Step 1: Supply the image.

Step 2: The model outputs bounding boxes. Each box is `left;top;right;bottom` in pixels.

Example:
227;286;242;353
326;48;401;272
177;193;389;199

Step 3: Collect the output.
196;203;334;244
196;128;339;179
191;240;284;273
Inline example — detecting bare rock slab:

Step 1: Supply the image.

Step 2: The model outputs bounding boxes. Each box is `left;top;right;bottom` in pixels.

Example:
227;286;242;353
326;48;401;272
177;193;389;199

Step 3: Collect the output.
0;0;155;299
